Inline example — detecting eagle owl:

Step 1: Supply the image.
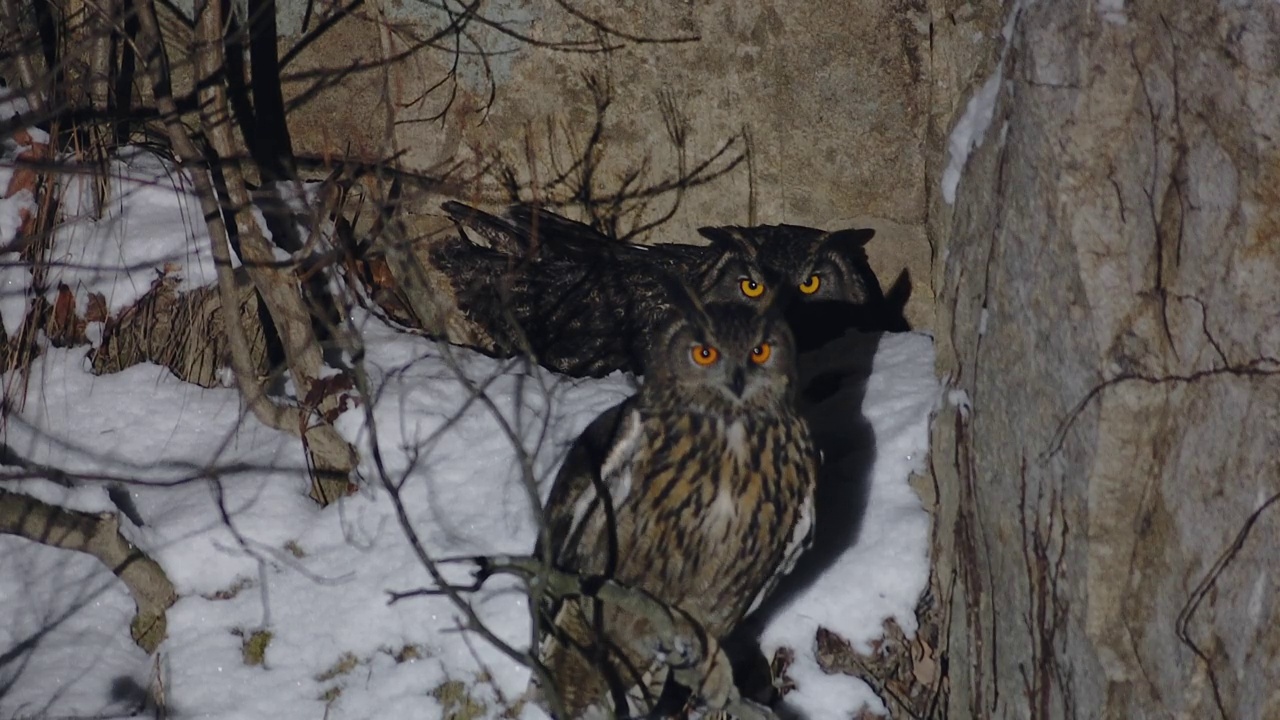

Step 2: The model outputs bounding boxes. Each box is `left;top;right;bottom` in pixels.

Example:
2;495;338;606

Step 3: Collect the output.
427;202;906;378
533;295;818;718
691;223;909;351
427;202;775;377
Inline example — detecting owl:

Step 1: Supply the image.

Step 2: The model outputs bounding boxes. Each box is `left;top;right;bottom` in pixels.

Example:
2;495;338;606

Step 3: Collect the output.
432;202;911;371
428;203;774;377
691;224;909;351
532;295;819;718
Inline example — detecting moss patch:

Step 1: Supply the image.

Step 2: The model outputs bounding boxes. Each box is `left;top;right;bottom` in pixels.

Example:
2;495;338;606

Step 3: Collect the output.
431;679;486;720
237;629;273;666
315;652;360;682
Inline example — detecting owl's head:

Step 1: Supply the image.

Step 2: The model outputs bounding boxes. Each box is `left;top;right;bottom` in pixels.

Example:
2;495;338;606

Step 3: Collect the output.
636;228;775;310
696;224;879;304
698;224;900;350
643;296;798;412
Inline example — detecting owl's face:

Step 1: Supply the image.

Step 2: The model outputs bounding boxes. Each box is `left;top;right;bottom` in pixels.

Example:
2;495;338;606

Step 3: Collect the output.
641;229;773;308
698;224;881;351
698;224;877;303
644;301;797;411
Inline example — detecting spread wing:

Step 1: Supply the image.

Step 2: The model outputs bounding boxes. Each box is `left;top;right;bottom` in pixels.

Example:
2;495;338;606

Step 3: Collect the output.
441;201;529;255
505;204;619;258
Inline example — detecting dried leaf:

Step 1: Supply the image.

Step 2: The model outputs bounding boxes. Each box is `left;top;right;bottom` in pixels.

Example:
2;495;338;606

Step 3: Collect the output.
367;256;396;289
912;636;937;686
770;646;798;697
815;626;856;674
3;129;50;242
85;293;108;323
303;372;355;410
47;284;82;344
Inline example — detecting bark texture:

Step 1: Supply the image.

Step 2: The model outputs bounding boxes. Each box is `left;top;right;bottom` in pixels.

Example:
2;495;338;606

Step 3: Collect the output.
89;270;269;388
0;488;176;653
931;2;1280;718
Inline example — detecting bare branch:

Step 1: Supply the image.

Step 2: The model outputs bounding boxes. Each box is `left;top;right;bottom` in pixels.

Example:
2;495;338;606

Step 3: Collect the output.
0;0;45;109
132;0;355;503
0;487;176;653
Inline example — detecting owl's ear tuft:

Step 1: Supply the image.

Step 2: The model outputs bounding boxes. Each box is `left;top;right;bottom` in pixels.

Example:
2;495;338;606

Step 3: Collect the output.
697;226;759;259
823;227;876;250
648;268;709;322
636;269;717;376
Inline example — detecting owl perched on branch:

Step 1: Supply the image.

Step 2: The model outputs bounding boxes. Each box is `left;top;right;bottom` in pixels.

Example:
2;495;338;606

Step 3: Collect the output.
532;290;818;718
427;202;908;378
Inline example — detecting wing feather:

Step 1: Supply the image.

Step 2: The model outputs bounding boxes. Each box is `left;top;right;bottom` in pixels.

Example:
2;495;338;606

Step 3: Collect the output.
744;488;814;618
539;398;644;566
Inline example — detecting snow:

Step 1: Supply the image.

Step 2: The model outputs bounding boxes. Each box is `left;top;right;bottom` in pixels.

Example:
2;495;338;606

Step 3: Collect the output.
0;148;940;719
941;73;1003;206
763;331;936;718
941;3;1023;205
50;147;223;317
0;135;233;336
0;537;146;715
1;94;40;337
1097;0;1128;26
0;187;36;335
0;87;33;122
948;388;973;418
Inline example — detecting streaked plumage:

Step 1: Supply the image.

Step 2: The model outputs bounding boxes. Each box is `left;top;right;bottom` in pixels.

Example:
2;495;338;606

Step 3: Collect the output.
533;299;818;718
428;203;774;377
426;203;906;378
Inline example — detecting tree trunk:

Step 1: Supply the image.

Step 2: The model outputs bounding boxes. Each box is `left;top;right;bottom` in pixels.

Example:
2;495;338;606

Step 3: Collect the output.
931;1;1280;718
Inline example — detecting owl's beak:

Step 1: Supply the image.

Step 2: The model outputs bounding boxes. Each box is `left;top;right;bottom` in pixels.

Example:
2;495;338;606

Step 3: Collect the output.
730;367;746;397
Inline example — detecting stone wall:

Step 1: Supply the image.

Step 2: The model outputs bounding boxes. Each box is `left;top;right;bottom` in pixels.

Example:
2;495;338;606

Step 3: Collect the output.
276;0;957;329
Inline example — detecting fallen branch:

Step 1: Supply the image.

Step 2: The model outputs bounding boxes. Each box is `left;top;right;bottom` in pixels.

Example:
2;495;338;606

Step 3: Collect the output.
0;488;176;653
89;269;269;388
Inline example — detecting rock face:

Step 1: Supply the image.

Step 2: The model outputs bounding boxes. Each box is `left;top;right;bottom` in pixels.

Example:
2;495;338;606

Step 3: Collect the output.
274;1;943;327
931;1;1280;718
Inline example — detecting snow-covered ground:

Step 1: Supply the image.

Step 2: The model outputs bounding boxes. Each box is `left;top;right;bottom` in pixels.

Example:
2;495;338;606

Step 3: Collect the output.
0;142;938;719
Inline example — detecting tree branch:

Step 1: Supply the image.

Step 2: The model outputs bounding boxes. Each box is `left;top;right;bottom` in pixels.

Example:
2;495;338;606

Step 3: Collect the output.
405;554;779;720
0;488;176;653
132;0;354;503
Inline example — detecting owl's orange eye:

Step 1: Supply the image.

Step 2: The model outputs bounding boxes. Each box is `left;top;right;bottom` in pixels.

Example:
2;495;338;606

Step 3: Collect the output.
739;277;766;298
750;343;772;364
691;344;719;366
799;274;821;294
